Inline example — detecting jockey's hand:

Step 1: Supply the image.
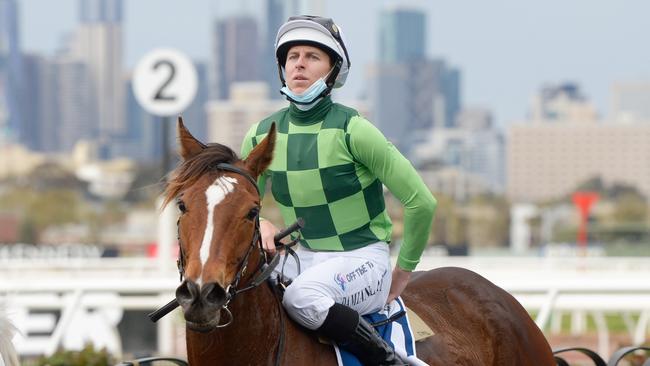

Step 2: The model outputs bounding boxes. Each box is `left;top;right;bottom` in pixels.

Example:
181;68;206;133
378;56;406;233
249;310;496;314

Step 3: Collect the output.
387;266;411;304
259;219;280;255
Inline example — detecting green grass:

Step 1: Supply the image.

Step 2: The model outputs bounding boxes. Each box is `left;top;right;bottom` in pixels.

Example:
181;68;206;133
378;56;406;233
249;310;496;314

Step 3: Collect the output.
528;311;644;334
603;242;650;256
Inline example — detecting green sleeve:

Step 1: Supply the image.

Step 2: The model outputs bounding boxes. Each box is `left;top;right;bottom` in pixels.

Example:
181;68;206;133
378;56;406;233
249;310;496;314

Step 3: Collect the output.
240;124;269;199
348;116;437;271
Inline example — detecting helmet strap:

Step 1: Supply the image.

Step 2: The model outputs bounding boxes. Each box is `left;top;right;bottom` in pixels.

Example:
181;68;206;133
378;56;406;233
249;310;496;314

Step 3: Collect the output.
277;61;287;88
325;59;342;89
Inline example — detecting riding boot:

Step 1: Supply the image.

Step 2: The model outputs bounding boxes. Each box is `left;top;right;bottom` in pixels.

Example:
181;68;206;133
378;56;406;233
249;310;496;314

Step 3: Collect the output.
317;303;407;366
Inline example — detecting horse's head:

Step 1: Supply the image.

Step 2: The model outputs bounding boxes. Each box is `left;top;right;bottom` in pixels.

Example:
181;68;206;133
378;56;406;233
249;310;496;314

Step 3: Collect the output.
165;117;276;333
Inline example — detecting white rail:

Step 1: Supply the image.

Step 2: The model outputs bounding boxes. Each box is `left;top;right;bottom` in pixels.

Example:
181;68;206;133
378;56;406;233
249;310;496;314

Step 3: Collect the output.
1;256;649;359
414;256;650;359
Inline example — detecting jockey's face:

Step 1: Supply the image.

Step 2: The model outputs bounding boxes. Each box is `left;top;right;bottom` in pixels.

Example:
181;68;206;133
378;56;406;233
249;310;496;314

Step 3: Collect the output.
284;45;332;94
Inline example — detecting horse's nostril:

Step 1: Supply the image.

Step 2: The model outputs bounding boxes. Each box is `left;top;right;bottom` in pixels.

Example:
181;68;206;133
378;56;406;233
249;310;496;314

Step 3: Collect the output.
203;282;227;305
176;280;199;305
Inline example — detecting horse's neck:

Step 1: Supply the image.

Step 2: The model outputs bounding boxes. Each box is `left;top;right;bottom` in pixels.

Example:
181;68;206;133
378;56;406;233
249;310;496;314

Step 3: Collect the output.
187;273;284;365
186;251;337;366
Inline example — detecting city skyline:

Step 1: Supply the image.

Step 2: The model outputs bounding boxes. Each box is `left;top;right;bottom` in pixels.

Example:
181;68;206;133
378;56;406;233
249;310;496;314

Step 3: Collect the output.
17;0;650;128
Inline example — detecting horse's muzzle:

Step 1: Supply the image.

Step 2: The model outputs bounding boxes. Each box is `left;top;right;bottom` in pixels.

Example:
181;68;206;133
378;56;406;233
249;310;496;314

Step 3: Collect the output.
175;280;228;332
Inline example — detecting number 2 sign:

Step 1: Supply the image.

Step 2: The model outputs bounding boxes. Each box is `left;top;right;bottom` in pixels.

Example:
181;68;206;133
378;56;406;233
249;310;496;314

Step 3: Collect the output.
132;48;198;117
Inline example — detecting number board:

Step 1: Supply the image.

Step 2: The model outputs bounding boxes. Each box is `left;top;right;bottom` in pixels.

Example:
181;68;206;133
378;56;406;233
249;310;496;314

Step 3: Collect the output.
132;48;198;117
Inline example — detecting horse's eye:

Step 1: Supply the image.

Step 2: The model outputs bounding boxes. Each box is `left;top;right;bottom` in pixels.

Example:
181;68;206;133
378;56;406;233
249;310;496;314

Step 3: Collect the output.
177;200;187;213
247;207;259;220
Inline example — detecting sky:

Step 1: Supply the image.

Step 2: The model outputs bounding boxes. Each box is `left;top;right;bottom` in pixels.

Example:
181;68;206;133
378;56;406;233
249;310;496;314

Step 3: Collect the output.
17;0;650;128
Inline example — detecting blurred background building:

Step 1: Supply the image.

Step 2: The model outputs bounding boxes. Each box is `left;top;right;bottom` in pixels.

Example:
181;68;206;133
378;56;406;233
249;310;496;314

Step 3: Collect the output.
508;83;650;203
610;81;650;123
0;0;24;145
210;15;260;100
2;0;650;362
368;8;462;156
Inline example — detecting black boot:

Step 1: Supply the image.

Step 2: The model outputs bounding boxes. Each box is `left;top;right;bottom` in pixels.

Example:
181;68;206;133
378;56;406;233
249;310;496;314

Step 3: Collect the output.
317;303;406;366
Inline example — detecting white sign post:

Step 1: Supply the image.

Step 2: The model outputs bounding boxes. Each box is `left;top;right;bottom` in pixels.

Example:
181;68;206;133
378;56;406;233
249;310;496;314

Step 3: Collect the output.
132;49;196;302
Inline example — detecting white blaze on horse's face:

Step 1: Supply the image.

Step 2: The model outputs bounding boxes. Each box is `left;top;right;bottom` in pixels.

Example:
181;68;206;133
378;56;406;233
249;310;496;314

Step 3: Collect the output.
198;175;238;286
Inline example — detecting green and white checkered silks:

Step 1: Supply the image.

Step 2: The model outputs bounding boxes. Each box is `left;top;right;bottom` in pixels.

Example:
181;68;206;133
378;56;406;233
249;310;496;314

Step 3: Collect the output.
242;103;392;251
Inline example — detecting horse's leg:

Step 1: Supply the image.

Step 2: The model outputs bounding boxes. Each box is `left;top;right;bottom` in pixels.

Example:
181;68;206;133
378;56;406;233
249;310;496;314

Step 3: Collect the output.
402;267;556;366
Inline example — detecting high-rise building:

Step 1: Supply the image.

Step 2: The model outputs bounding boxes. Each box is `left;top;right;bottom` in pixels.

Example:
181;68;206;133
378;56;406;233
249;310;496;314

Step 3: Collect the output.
408;59;460;130
508;122;650;202
369;58;461;154
0;0;24;144
211;16;260;100
442;67;461;128
28;54;95;154
18;54;46;151
52;57;96;152
179;63;209;142
509;83;650;201
379;8;426;63
371;8;461;157
70;0;124;158
120;76;159;163
366;63;409;145
37;57;60;152
263;0;286;99
80;0;122;23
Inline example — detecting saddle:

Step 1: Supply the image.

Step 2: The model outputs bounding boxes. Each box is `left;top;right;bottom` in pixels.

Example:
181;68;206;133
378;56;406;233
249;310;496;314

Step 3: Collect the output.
405;307;434;342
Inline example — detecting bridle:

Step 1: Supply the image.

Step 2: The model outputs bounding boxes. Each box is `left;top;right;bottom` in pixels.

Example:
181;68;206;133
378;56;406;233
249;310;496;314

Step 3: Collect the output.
150;162;297;366
175;163;271;327
182;163;291;366
149;161;301;324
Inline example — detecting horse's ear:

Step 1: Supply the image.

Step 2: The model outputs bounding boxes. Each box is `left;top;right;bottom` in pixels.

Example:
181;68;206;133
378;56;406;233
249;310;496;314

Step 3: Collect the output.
244;122;276;178
177;116;206;160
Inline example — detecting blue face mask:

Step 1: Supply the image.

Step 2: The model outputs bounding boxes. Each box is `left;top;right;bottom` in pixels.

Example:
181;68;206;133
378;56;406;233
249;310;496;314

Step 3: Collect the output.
280;67;335;105
280;77;328;105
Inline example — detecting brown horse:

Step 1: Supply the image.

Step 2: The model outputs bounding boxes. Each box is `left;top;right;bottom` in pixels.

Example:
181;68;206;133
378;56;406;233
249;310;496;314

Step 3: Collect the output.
164;117;556;366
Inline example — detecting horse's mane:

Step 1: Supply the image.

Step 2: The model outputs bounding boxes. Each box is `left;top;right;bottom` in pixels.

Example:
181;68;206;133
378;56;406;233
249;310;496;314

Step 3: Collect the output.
163;143;239;207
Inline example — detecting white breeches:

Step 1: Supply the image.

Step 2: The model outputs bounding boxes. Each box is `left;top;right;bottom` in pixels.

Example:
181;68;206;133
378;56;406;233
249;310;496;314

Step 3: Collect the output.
278;242;392;330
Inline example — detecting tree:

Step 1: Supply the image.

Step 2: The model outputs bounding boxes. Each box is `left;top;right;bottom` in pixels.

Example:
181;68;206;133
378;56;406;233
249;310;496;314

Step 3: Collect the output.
612;192;647;223
465;194;511;248
429;193;466;247
0;187;82;242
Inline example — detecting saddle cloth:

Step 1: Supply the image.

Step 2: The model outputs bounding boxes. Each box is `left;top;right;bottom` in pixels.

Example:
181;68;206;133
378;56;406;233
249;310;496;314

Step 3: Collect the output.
333;297;430;366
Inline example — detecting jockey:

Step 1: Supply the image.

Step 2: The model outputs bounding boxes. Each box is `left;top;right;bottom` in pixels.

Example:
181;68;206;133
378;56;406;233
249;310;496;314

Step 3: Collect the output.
241;15;437;365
